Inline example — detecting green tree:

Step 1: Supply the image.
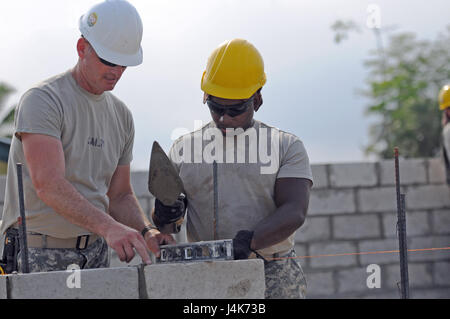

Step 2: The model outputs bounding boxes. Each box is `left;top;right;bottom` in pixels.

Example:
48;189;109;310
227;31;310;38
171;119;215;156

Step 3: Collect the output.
0;82;16;139
332;21;450;158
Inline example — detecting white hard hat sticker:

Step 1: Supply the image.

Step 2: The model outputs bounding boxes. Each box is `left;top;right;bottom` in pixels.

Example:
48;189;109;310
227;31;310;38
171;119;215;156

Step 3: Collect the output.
87;12;98;27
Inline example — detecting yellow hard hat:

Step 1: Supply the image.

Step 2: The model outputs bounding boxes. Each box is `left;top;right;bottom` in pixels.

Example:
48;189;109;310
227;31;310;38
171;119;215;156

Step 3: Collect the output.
201;38;267;99
439;84;450;110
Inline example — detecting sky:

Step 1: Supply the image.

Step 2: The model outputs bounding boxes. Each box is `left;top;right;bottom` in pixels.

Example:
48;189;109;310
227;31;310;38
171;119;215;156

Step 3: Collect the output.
1;0;449;171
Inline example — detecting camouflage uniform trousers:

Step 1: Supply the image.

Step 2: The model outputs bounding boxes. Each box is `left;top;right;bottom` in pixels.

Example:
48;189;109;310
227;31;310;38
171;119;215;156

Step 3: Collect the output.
264;249;307;299
17;237;109;273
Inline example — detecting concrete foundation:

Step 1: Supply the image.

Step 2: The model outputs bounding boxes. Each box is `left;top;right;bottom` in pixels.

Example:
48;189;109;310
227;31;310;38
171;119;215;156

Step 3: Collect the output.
0;259;265;299
144;259;265;299
6;267;140;299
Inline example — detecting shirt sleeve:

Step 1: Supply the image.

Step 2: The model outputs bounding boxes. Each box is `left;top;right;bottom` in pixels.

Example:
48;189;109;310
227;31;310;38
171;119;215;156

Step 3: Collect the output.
118;109;135;166
14;88;62;140
277;135;314;184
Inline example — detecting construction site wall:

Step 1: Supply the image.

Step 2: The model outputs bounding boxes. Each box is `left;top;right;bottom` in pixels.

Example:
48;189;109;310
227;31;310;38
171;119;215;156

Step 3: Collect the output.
0;157;449;299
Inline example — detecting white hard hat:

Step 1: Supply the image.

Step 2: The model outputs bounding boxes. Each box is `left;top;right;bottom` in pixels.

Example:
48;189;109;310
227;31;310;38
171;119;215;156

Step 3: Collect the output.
79;0;143;66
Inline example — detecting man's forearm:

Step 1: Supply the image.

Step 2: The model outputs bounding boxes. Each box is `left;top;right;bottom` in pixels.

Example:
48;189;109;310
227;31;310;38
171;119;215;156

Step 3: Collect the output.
108;192;150;233
35;176;117;237
250;204;306;251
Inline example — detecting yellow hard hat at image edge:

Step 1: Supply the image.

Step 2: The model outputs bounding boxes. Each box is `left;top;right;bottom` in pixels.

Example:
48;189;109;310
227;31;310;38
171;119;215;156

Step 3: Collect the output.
439;84;450;110
201;39;267;100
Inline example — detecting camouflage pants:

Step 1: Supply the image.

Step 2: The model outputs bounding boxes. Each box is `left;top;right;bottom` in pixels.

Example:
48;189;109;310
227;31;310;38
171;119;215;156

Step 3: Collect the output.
264;249;307;299
17;237;109;273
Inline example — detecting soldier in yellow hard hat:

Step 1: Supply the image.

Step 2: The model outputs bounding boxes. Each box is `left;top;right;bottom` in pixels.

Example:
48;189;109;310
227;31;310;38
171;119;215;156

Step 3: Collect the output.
153;39;314;298
439;84;450;185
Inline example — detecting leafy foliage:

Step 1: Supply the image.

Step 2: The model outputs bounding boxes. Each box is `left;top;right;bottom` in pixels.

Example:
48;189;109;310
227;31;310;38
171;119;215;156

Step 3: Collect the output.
333;21;450;158
0;82;16;139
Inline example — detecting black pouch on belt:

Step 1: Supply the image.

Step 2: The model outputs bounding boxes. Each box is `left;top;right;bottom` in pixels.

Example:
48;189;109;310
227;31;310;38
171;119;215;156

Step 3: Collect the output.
1;228;19;274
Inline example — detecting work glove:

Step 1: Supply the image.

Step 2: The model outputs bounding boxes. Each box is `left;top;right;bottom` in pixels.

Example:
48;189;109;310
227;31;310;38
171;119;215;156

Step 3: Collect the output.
152;193;187;234
233;230;254;260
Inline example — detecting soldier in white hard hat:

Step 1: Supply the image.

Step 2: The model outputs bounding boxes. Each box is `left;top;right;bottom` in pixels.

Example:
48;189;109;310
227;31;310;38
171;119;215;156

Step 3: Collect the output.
0;0;174;273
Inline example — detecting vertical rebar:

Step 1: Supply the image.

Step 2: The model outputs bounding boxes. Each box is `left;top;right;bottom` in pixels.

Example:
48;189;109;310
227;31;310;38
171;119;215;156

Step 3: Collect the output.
16;163;30;273
398;194;409;299
394;148;409;299
213;160;218;240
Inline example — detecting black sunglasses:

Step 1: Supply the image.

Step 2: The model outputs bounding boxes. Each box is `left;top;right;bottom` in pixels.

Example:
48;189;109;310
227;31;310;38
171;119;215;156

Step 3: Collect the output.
81;35;124;68
206;97;254;117
98;56;124;68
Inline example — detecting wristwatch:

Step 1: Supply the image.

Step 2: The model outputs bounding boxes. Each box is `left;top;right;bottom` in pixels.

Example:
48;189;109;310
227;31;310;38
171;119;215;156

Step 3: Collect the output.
141;224;158;237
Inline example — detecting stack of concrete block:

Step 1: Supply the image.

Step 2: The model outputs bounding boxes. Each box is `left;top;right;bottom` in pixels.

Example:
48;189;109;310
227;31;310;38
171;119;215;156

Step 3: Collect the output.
0;259;264;299
296;158;450;299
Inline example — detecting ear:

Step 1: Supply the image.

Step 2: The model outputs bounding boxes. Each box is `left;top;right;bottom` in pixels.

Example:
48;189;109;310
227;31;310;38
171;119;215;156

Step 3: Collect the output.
253;89;263;112
76;37;89;59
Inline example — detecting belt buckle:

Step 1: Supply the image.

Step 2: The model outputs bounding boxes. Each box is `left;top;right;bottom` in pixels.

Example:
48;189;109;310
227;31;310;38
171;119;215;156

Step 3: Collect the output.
76;235;90;250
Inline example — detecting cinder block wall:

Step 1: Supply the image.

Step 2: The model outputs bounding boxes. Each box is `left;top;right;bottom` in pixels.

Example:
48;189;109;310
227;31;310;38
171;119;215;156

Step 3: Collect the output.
298;158;450;299
1;158;449;299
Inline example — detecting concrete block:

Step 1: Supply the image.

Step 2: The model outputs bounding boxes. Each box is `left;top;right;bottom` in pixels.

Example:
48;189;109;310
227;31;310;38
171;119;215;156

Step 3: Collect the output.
431;209;450;235
293;244;307;259
0;175;6;202
379;158;427;186
408;236;450;262
144;259;265;299
382;211;430;237
0;276;7;299
336;267;373;294
433;261;450;286
385;263;432;289
358;239;400;265
428;158;447;184
309;189;356;215
295;217;330;243
332;215;380;240
311;164;328;189
109;249;143;268
8;267;139;299
358;187;397;213
410;288;450;299
293;244;308;269
405;185;450;210
329;163;377;188
309;242;357;268
131;171;151;197
360;290;402;299
304;271;335;296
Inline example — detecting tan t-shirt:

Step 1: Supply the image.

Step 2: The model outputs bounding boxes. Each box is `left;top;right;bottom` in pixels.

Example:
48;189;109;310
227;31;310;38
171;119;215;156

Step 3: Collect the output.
0;70;134;238
444;123;450;161
168;120;313;257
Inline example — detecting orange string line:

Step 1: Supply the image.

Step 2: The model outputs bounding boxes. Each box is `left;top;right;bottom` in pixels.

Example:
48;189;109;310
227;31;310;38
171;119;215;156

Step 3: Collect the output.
266;246;450;261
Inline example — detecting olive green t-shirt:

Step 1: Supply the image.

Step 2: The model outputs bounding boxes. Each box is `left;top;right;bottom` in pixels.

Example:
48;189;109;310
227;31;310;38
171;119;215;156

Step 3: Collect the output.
168;120;313;257
0;70;134;238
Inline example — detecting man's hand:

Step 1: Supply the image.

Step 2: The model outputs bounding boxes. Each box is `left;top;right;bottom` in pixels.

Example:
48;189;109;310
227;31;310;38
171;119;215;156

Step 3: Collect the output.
103;221;153;264
233;230;254;260
143;228;176;258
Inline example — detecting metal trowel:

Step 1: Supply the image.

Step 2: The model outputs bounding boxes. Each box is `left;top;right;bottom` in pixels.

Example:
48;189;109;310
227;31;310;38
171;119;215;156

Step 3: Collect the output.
148;141;184;206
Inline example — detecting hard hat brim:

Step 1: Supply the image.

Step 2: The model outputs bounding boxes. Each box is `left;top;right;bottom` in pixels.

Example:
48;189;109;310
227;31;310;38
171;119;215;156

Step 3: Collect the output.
90;39;143;67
